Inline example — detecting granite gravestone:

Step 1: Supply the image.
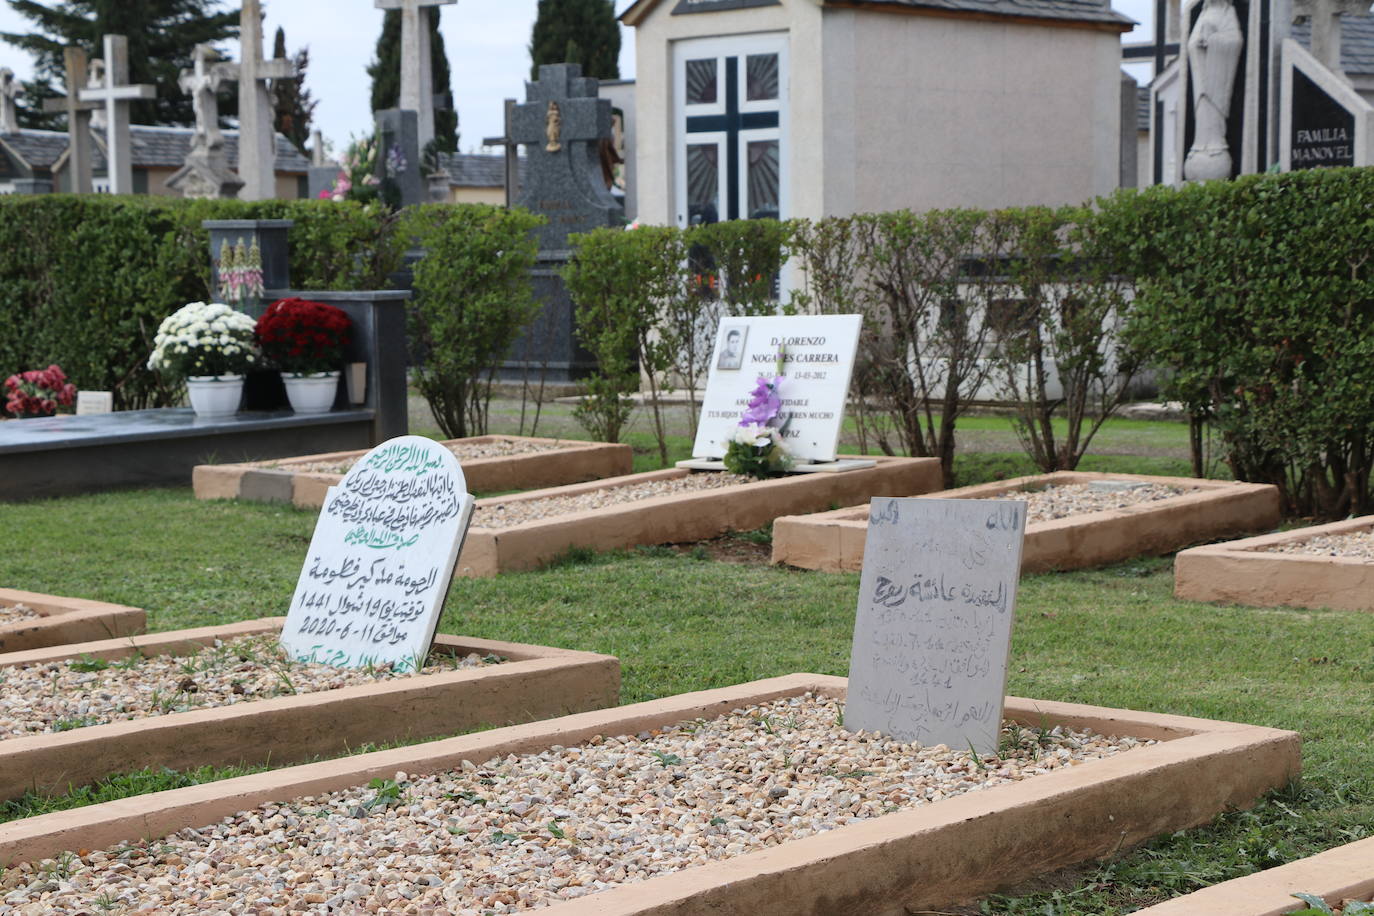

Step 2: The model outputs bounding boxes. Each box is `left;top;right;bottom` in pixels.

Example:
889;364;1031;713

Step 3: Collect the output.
691;315;863;463
845;497;1027;755
504;64;622;382
376;108;426;208
280;436;474;671
1289;68;1356;167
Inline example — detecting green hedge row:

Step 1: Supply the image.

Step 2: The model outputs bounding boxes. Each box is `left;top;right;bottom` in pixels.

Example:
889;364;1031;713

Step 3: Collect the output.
0;196;404;410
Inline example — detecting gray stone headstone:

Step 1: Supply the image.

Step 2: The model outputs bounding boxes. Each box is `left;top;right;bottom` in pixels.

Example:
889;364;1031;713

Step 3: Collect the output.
845;497;1027;755
204;219;293;305
376;108;426;208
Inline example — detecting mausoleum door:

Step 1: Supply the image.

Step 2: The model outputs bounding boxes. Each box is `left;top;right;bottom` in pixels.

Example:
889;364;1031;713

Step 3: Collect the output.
673;34;788;228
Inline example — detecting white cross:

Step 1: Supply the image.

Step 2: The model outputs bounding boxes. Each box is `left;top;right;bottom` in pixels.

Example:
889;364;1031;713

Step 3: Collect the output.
78;35;155;195
0;68;21;135
219;0;296;200
375;0;456;150
1294;0;1373;71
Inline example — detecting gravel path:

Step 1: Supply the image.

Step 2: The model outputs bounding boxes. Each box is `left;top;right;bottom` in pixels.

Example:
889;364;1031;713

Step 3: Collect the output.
273;440;571;476
0;604;40;627
0;635;496;741
1263;528;1374;560
992;482;1191;523
475;473;752;530
0;693;1149;914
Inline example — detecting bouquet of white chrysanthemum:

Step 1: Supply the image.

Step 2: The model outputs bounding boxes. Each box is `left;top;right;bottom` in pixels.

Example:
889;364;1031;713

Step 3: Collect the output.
147;302;259;380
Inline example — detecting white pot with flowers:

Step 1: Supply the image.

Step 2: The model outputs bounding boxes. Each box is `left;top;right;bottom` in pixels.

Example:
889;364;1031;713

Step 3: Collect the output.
147;302;259;420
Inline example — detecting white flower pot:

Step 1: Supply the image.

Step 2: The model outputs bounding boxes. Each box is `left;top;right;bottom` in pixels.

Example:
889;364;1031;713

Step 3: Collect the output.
283;371;340;414
186;375;245;419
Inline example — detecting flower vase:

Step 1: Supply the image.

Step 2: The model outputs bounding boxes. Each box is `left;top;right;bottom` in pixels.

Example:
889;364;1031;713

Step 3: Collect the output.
186;375;245;420
283;371;341;414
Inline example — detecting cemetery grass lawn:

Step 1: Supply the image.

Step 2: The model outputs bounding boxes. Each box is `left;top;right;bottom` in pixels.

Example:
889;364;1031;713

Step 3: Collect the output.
0;489;1370;912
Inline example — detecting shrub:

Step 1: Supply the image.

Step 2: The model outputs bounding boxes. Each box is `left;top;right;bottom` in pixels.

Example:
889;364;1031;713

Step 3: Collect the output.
404;204;544;439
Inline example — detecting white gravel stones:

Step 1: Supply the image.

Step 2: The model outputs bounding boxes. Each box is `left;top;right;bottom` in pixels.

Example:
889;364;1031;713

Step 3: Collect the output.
991;482;1191;524
0;636;495;741
475;473;753;530
0;693;1151;914
0;604;40;627
1262;528;1374;560
275;440;571;476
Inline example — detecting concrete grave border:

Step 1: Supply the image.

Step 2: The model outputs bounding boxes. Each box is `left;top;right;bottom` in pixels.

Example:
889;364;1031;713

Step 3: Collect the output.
0;674;1299;915
1175;515;1374;611
193;434;635;507
772;472;1281;574
0;588;144;655
455;456;942;577
1131;836;1374;915
0;618;619;801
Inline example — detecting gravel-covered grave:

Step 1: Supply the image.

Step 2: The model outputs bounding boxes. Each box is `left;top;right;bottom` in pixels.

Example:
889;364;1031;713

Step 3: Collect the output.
474;473;752;530
0;604;40;627
271;440;570;477
0;635;499;740
1261;528;1374;560
0;692;1151;914
991;482;1193;523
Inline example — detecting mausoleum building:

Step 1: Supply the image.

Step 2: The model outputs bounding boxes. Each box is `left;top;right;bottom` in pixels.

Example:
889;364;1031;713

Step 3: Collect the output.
621;0;1133;226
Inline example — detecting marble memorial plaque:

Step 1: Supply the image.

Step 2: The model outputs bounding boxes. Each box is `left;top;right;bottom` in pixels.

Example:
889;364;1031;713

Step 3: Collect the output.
280;436;475;672
692;314;862;463
845;497;1026;755
76;391;114;415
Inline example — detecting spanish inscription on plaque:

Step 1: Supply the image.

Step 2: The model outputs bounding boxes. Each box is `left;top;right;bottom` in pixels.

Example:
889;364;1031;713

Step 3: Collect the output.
279;436;475;672
1290;69;1356;169
845;497;1027;755
692;314;863;463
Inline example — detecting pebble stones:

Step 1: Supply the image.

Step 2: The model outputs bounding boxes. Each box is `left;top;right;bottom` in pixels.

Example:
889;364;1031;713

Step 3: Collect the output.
0;635;494;741
274;440;571;477
0;604;40;627
0;694;1151;914
1263;528;1374;560
992;482;1190;524
474;473;754;530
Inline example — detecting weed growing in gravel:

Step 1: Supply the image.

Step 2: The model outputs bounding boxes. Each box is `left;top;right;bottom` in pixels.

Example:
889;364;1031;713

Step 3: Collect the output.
52;716;98;732
69;654;110;673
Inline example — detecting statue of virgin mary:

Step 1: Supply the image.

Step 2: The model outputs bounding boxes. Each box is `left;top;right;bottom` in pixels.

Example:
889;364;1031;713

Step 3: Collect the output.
1184;0;1244;180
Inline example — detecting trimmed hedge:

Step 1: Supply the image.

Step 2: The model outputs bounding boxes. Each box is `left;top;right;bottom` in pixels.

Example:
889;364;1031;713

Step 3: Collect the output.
0;196;404;410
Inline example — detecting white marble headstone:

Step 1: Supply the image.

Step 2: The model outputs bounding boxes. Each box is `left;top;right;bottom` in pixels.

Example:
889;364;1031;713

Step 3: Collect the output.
279;436;474;672
845;497;1026;755
692;315;863;463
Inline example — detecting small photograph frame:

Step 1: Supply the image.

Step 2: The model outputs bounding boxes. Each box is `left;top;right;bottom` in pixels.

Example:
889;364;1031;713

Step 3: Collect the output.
716;324;748;370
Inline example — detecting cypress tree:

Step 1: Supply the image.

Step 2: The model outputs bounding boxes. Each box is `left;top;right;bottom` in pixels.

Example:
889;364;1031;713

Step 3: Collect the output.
271;26;317;156
529;0;620;81
366;8;458;153
0;0;238;129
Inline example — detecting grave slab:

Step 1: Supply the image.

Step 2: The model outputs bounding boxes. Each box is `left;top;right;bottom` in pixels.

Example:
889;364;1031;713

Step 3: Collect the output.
0;674;1299;914
0;588;144;655
0;618;619;801
1131;835;1374;915
194;435;635;507
454;457;942;577
773;472;1281;574
1175;515;1374;611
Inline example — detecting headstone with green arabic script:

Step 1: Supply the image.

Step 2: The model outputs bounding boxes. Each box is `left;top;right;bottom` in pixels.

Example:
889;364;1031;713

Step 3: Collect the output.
279;436;475;672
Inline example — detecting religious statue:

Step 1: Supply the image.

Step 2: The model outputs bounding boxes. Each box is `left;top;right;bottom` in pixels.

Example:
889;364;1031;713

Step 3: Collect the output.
179;43;228;153
1184;0;1244;181
87;57;107;130
545;100;563;153
0;68;21;136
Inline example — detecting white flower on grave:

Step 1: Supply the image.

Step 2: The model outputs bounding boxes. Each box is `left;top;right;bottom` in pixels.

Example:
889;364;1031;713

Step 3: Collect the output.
733;424;773;448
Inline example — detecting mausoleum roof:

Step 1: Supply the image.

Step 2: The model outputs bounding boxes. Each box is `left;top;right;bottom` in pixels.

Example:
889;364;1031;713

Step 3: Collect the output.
5;125;312;175
0;129;67;169
439;151;525;188
622;0;1132;29
1291;13;1374;76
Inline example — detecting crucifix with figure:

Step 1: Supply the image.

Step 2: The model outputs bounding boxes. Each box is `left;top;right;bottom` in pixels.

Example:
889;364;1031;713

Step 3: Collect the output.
0;68;21;136
220;0;296;200
78;35;155;195
375;0;456;151
42;46;100;194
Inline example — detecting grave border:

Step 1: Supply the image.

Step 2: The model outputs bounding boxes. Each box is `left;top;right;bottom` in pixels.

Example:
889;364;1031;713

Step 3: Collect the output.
0;674;1300;915
0;588;144;655
1130;835;1374;914
456;456;942;577
772;472;1281;574
1175;515;1374;611
0;618;619;801
193;434;635;507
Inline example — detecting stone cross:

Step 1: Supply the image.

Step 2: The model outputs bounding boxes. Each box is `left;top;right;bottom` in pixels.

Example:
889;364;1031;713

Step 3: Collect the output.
374;0;456;150
1294;0;1373;71
221;0;296;200
482;98;520;207
0;68;21;135
42;46;100;194
78;35;155;195
179;44;229;153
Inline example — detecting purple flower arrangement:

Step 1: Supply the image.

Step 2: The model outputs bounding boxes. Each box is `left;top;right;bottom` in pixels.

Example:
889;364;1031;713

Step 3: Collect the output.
722;351;792;478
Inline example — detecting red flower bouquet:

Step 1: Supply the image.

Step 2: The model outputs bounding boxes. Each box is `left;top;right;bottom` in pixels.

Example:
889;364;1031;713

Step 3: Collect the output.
4;364;77;418
255;298;353;375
